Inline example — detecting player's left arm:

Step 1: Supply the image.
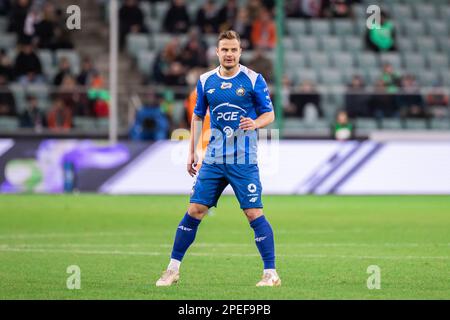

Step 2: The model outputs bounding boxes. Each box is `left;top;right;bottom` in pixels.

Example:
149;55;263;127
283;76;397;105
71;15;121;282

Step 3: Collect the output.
239;74;275;130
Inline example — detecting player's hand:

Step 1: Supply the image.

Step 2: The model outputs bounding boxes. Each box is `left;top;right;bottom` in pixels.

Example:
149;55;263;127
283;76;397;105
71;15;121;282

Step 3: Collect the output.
239;116;257;130
187;153;198;177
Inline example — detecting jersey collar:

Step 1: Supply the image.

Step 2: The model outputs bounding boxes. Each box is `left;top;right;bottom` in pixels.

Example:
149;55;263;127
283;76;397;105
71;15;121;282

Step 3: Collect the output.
216;64;242;80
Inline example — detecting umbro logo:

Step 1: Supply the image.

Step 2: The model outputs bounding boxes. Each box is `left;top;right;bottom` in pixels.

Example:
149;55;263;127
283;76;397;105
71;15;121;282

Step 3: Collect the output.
220;82;232;89
207;88;215;94
178;225;192;232
255;236;267;242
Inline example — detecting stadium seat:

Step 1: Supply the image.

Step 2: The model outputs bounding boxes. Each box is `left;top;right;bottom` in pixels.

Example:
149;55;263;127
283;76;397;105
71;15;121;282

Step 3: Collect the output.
355;52;379;69
332;20;354;37
296;68;318;83
74;117;97;130
427;53;449;71
297;36;319;52
415;37;437;55
0;33;17;49
392;4;414;20
309;20;331;36
413;4;437;20
282;37;296;51
402;21;425;37
398;38;415;52
319;36;341;52
418;70;439;87
284;52;305;68
437;37;450;54
366;69;382;83
405;119;428;130
126;34;150;59
403;53;426;74
318;69;342;86
430;118;450;130
151;33;182;51
0;116;18;131
343;36;363;52
355;118;379;136
153;1;169;19
332;52;354;69
286;19;307;36
37;50;54;74
307;52;330;69
137;51;156;76
426;21;448;37
439;70;450;86
381;118;403;130
0;16;7;31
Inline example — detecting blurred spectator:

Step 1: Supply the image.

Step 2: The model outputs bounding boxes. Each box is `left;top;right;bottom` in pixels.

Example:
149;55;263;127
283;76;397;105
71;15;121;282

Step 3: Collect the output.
333;110;353;140
290;80;323;118
196;0;219;34
381;63;400;93
8;0;31;40
323;0;352;18
152;38;181;83
179;30;208;69
19;94;46;129
232;8;252;50
119;0;147;49
50;26;74;51
13;41;43;81
58;74;90;116
248;46;273;83
0;74;16;116
77;57;97;86
345;75;370;118
246;0;263;22
366;11;397;52
33;2;57;49
0;0;11;15
286;0;325;18
425;82;449;118
53;57;72;86
217;0;238;31
0;48;14;81
281;75;297;116
164;61;187;86
369;79;398;119
47;96;72;131
397;74;426;119
251;7;276;50
163;0;190;34
251;8;277;49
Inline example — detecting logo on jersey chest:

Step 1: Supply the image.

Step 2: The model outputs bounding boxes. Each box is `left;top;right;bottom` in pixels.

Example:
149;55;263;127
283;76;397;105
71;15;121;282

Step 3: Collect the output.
220;82;232;89
236;87;245;96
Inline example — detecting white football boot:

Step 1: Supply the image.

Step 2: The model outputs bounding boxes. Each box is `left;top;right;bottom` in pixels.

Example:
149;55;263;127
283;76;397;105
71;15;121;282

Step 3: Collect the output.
156;269;180;286
256;271;281;287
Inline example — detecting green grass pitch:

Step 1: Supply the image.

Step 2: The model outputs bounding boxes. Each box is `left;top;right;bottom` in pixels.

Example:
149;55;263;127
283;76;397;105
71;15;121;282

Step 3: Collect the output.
0;194;449;299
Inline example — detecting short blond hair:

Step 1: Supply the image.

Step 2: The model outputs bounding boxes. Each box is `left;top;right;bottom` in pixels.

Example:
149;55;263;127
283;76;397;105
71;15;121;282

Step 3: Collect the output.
217;30;241;47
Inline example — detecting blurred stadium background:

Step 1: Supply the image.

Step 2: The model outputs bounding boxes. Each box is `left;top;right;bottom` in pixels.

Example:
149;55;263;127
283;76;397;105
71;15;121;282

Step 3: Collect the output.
0;0;449;299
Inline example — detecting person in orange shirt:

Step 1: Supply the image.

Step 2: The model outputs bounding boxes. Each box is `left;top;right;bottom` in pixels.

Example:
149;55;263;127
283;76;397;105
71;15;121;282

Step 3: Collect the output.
47;97;72;131
251;7;276;50
184;88;210;164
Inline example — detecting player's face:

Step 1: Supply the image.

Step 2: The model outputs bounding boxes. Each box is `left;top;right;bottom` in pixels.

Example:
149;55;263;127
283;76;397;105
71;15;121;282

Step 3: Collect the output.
216;39;241;70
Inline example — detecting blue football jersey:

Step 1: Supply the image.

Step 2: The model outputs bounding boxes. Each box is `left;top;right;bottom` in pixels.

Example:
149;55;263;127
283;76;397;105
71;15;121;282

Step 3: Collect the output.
193;64;274;164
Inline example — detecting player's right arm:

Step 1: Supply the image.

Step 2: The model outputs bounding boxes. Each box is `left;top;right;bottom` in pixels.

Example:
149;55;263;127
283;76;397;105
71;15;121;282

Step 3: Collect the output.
188;114;204;176
187;79;208;177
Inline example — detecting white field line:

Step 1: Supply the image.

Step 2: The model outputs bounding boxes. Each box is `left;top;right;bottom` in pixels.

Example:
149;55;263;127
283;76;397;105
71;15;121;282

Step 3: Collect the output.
0;229;369;240
0;243;449;248
0;246;448;260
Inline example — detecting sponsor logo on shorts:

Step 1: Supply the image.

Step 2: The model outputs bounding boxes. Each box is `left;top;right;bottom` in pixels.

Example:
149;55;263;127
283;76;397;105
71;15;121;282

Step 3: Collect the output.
249;197;258;203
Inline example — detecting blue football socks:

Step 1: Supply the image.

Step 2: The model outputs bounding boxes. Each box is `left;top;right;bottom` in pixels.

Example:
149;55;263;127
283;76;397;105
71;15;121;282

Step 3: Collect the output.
171;212;202;262
250;215;276;269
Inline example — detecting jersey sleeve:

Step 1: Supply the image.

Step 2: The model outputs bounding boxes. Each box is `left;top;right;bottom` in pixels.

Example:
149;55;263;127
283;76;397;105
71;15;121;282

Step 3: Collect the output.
253;74;274;115
193;79;208;118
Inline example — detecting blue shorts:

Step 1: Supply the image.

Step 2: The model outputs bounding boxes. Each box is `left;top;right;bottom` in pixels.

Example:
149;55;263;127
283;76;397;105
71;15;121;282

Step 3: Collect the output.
190;163;263;209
